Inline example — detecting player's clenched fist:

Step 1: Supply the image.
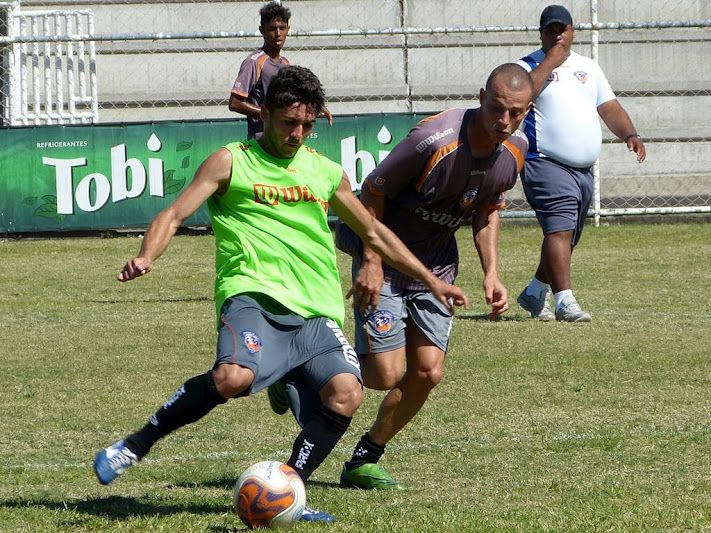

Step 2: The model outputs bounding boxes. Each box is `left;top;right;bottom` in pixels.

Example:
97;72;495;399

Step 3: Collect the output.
118;257;152;282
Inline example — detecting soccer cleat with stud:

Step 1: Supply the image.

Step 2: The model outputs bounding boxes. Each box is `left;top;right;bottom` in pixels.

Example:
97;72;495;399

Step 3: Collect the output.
555;300;592;322
300;505;336;523
517;287;554;321
267;380;289;415
340;463;403;490
93;440;138;485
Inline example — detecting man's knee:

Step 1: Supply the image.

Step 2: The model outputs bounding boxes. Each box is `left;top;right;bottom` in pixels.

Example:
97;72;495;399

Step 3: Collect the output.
413;364;445;389
360;351;406;390
320;373;363;416
212;363;254;398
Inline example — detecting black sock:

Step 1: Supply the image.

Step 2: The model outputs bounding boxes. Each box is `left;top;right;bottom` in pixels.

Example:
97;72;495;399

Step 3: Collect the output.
287;405;352;482
124;371;226;459
345;432;386;470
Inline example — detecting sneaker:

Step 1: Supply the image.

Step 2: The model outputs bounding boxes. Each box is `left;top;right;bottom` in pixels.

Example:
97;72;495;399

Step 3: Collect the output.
517;287;554;321
300;505;336;523
267;381;289;415
93;440;138;485
340;463;403;490
555;300;592;322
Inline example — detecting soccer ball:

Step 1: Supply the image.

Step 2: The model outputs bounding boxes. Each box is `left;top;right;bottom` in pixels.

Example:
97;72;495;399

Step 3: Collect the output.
234;461;306;529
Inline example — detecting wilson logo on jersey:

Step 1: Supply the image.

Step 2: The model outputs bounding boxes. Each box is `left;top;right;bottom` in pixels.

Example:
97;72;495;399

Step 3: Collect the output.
574;71;588;84
241;331;262;354
253;183;329;212
368;310;395;335
415;127;455;153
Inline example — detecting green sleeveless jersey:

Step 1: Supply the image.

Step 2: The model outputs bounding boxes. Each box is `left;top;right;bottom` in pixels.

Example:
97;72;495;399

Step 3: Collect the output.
208;139;345;326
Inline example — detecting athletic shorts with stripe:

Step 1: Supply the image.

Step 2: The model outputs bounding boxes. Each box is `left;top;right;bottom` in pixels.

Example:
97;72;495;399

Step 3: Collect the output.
216;293;362;397
354;281;454;355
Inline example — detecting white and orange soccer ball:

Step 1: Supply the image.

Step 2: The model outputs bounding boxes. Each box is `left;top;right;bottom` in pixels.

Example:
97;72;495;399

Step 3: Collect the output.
233;461;306;529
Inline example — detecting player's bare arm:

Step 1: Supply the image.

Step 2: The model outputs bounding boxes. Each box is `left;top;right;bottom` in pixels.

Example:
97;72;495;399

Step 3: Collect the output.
597;99;647;162
117;148;233;282
331;175;469;312
472;207;509;318
228;93;262;119
348;183;386;313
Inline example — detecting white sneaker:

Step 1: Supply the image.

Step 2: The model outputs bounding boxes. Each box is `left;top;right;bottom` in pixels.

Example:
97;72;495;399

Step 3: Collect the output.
555;300;591;322
517;287;554;321
93;440;138;485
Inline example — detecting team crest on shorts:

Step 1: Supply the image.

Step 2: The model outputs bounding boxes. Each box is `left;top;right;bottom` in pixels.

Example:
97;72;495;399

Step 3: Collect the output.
460;187;480;207
241;331;262;354
368;310;395;336
574;71;588;83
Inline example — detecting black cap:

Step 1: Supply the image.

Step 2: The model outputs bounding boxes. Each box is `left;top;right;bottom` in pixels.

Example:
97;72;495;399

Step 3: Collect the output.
540;5;573;29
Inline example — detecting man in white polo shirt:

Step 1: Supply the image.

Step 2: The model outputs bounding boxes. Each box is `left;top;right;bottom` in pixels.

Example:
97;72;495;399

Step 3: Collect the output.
516;4;646;322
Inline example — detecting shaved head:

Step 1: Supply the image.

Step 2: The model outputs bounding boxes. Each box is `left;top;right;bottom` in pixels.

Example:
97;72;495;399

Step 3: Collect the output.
485;63;534;95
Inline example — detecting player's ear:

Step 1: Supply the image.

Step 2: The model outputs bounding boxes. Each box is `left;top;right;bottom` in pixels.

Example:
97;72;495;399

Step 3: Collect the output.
260;105;269;124
479;88;486;104
259;25;264;37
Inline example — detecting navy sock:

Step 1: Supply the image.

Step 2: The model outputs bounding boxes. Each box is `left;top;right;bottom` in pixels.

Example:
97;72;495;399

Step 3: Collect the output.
287;405;352;482
124;371;226;459
345;432;385;470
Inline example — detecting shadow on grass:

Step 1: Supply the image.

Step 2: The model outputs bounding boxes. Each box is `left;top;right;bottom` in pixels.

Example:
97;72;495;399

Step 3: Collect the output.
456;313;530;322
92;296;211;304
0;495;225;520
170;476;341;491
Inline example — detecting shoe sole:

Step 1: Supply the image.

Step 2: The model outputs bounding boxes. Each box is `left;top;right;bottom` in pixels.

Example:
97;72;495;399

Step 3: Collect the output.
518;298;554;321
340;476;403;490
557;316;592;322
93;450;115;485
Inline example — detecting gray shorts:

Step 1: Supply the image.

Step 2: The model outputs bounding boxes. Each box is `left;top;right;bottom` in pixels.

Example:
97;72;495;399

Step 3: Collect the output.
522;157;593;246
354;281;453;354
216;293;362;396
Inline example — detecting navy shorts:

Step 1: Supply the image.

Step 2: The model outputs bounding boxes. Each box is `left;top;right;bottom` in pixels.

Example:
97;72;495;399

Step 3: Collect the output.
522;157;593;246
216;293;361;396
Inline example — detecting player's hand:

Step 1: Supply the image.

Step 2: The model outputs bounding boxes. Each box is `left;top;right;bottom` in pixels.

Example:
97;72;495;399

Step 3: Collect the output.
322;107;333;126
483;274;508;320
545;42;569;69
430;279;469;313
346;261;384;314
627;136;646;163
118;257;152;282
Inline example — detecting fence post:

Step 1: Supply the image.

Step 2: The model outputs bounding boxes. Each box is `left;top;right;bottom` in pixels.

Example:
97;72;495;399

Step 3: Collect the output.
590;0;601;227
400;0;412;112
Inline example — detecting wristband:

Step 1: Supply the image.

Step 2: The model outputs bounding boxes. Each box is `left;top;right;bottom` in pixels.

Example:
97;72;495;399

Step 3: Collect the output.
624;134;641;142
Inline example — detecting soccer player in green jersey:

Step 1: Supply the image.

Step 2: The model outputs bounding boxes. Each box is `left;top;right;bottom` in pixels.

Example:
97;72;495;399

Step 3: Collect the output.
93;65;468;523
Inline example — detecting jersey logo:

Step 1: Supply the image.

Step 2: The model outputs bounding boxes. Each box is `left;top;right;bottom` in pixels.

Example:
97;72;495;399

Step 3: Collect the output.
415;127;455;153
253;183;329;212
414;206;465;228
241;331;262;354
368;310;395;336
460;187;480;207
574;71;588;84
547;72;559;82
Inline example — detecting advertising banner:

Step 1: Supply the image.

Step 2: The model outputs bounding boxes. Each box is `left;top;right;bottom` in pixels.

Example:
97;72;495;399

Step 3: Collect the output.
0;114;425;233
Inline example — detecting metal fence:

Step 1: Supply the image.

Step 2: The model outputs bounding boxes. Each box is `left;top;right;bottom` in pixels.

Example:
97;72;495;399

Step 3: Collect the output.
1;0;710;221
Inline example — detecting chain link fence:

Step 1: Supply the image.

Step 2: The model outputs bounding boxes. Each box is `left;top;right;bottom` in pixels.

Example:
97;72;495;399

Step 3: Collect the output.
2;0;710;219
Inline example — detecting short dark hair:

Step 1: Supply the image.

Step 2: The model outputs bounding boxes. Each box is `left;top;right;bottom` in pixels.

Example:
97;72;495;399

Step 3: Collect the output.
260;2;291;27
265;65;325;115
485;63;534;94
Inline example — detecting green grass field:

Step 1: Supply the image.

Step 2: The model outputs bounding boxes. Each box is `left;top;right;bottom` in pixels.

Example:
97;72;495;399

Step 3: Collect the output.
1;222;709;532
